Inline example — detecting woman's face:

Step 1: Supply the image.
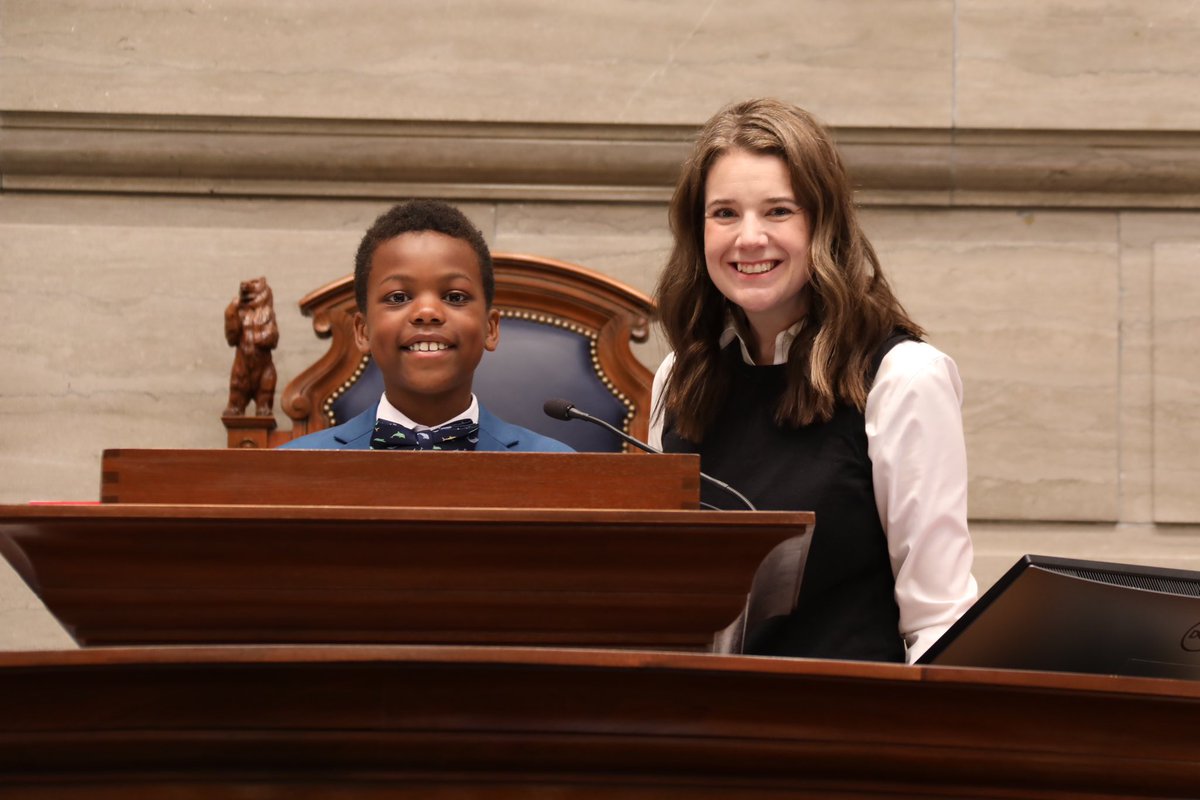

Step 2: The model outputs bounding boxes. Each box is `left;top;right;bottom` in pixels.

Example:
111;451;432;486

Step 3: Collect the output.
703;148;812;346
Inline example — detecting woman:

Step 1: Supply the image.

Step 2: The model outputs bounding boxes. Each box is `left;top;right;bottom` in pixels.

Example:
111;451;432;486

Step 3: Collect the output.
650;98;977;663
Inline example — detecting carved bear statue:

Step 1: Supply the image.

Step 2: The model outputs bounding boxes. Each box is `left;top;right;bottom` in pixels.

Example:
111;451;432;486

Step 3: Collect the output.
224;276;279;417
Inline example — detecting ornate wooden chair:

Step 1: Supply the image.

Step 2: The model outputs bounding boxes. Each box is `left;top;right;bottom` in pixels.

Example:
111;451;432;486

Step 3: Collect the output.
224;254;657;451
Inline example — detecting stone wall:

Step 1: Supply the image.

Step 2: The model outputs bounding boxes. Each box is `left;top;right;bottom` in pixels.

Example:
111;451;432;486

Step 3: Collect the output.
3;0;1200;649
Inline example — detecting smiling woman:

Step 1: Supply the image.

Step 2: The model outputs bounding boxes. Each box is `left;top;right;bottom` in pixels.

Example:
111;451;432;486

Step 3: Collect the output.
650;98;978;665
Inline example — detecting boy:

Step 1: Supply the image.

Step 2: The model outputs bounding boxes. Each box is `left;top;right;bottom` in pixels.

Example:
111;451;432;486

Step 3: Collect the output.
283;200;572;452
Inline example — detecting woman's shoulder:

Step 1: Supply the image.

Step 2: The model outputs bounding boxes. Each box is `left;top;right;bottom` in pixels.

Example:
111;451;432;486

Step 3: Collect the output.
882;338;952;371
872;339;963;400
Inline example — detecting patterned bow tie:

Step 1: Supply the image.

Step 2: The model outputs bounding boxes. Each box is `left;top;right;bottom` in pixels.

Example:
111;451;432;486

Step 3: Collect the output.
370;417;479;451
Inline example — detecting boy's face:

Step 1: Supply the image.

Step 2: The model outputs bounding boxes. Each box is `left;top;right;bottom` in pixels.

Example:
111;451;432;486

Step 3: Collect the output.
354;231;500;425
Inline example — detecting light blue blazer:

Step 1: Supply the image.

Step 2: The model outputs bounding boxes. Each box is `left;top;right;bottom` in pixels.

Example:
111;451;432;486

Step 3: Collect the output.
281;406;573;452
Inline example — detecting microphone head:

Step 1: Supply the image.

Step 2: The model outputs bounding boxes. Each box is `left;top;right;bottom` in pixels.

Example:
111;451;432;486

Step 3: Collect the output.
543;398;576;421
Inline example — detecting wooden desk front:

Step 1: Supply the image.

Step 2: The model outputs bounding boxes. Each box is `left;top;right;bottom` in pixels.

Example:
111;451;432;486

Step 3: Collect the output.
0;646;1196;798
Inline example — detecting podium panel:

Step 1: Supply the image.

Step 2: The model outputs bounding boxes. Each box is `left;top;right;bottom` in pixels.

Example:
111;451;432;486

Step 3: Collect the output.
99;449;701;509
0;503;811;648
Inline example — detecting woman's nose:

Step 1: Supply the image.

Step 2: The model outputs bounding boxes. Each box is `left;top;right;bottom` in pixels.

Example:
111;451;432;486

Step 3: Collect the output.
735;214;768;247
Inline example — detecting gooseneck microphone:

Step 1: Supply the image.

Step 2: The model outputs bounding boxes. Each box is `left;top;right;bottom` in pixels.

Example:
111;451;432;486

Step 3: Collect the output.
543;398;660;455
543;398;757;511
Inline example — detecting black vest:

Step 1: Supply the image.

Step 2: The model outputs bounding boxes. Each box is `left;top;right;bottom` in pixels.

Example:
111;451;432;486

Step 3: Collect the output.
663;336;909;662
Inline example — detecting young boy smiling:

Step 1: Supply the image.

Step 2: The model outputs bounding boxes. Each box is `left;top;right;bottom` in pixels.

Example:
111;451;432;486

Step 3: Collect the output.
284;200;572;452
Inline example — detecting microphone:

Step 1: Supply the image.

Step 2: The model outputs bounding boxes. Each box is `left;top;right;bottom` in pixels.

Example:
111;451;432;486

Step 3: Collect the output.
543;398;757;511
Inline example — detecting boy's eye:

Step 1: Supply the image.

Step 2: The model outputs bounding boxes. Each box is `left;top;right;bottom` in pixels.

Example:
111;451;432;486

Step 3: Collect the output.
384;291;410;304
444;290;470;305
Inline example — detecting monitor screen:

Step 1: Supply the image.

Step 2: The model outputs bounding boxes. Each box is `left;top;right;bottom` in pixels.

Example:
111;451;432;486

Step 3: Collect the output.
917;554;1200;679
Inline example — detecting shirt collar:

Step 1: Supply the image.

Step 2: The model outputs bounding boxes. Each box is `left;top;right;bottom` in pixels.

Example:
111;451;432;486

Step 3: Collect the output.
375;393;479;431
719;315;805;366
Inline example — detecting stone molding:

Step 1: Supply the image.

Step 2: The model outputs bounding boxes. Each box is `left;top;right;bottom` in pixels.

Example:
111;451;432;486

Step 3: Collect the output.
3;111;1200;209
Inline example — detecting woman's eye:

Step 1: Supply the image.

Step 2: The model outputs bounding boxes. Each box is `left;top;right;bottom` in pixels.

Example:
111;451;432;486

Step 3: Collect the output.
768;206;796;218
708;208;737;220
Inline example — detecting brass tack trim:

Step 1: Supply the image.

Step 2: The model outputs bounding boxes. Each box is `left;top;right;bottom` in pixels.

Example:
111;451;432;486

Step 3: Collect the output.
323;354;370;425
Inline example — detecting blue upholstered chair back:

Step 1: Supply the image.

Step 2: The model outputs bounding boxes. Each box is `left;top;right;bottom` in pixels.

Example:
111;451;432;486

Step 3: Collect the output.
278;254;656;452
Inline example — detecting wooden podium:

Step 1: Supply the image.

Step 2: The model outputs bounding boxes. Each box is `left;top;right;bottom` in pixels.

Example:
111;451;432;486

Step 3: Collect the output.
1;449;1198;797
2;449;812;649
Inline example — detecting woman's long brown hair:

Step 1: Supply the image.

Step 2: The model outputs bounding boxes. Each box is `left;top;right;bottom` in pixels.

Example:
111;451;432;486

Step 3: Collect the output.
655;98;923;442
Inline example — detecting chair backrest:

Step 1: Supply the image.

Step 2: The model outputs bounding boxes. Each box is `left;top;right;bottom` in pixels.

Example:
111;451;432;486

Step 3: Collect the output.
275;253;657;451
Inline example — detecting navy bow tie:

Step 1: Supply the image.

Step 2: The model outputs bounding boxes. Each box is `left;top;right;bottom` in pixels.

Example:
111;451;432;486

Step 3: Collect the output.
370;417;479;451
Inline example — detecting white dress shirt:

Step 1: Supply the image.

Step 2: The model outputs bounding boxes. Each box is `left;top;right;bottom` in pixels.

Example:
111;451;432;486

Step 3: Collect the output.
375;393;480;430
649;326;978;663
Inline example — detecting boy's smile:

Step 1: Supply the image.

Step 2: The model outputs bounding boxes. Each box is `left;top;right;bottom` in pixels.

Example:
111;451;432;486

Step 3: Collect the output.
354;231;500;426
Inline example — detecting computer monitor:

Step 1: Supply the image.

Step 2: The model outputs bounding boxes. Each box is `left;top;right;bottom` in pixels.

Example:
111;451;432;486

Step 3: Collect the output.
917;554;1200;679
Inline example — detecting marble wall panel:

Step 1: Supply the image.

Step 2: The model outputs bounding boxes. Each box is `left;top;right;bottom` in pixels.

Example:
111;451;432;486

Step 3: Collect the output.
0;0;953;127
862;209;1121;521
0;194;432;236
0;222;348;500
492;202;675;373
1153;241;1200;522
493;203;670;297
1117;213;1200;524
970;522;1200;594
956;0;1200;130
1116;215;1158;524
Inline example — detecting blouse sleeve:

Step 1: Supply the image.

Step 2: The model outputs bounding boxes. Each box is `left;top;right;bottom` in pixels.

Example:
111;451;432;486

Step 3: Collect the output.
865;341;979;663
647;352;675;451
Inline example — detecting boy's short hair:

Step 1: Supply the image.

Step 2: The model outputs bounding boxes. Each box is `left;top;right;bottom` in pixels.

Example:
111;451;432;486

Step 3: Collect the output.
354;200;494;311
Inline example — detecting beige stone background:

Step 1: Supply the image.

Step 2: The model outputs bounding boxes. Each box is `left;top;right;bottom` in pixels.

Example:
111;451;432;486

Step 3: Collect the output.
3;0;1200;649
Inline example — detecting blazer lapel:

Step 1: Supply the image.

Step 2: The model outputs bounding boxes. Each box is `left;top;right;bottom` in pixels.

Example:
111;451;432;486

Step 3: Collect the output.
334;408;377;450
476;406;518;452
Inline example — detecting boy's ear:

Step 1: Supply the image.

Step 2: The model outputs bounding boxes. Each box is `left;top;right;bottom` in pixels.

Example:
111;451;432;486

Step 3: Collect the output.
484;308;501;352
352;311;371;355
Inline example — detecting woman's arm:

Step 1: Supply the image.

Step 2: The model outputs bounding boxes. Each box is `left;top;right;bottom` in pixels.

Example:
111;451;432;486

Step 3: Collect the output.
866;341;979;663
